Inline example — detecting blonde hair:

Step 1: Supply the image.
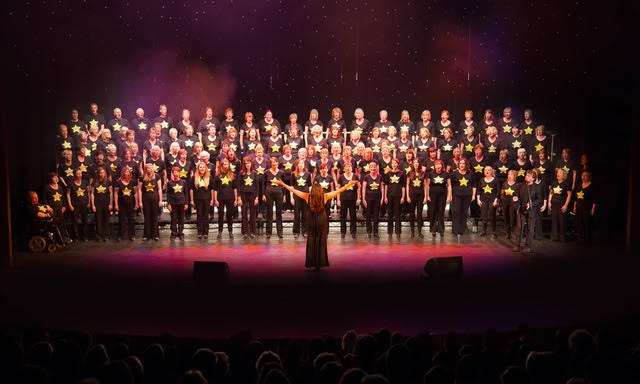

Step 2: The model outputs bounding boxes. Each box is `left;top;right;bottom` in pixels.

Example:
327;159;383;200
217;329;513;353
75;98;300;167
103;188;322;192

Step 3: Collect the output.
194;162;211;188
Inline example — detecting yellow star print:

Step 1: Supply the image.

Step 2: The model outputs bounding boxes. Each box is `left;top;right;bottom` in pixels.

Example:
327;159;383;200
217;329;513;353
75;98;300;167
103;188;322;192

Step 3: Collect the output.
432;176;444;184
503;124;512;133
517;168;526;177
62;141;71;149
504;187;514;196
369;181;379;190
110;163;117;172
389;174;400;184
314;144;323;153
383;165;391;174
122;187;132;196
405;166;411;173
270;144;281;152
419;145;428;152
399;145;408;152
179;169;188;178
145;183;155;192
264;124;272;132
89;119;98;127
244;177;254;186
207;143;217;152
198;179;206;188
225;125;233;132
576;191;585;199
52;192;62;201
290;142;298;149
91;143;97;151
96;185;107;194
220;176;230;185
248;143;256;151
138;122;147;130
459;177;469;187
474;164;484;173
534;143;544;152
363;164;370;172
372;145;381;153
152;163;160;173
512;140;521;149
562;165;570;173
553;185;563;194
172;184;183;193
538;166;546;174
389;144;396;151
482;184;493;194
499;165;509;174
296;177;307;187
380;126;388;134
319;180;330;189
412;178;422;187
76;188;85;197
65;167;74;177
524;126;533;135
270;178;280;186
465;143;474;152
442;143;452;151
38;205;47;213
256;166;265;174
112;122;121;131
185;139;194;147
284;162;293;170
78;164;88;173
161;121;169;129
488;144;496;153
230;143;237;151
71;125;81;133
345;181;356;190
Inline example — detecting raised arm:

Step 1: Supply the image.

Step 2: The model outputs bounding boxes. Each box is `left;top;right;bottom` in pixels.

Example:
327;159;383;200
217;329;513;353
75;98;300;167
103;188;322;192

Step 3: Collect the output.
324;180;358;202
275;179;309;201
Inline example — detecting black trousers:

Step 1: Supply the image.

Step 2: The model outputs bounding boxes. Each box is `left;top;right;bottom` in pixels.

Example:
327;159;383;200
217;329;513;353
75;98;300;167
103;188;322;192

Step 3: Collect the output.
240;192;257;236
94;201;110;239
194;199;210;235
53;208;69;240
575;207;593;242
480;198;497;235
340;199;357;235
170;203;185;236
142;196;159;239
292;194;307;235
217;199;235;233
72;202;88;239
451;194;472;235
551;204;567;241
118;200;135;238
265;189;283;236
428;190;446;235
515;210;537;250
365;196;381;234
408;192;424;233
502;198;517;236
387;196;402;234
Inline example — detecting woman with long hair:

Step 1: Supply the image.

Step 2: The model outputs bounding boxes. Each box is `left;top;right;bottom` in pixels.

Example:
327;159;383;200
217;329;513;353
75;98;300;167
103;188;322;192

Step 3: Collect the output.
67;168;90;241
291;158;312;238
138;163;163;241
384;158;405;238
91;167;112;241
114;167;138;241
213;158;238;239
275;178;357;270
501;170;520;240
426;159;448;238
447;158;476;238
477;165;500;238
406;158;427;238
361;161;385;239
167;166;188;240
336;161;360;239
238;156;259;238
263;156;285;238
549;168;572;242
44;171;70;243
190;162;214;239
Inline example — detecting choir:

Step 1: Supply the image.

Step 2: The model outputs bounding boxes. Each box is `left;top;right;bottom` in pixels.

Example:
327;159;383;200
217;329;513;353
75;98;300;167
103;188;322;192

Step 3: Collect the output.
36;103;598;252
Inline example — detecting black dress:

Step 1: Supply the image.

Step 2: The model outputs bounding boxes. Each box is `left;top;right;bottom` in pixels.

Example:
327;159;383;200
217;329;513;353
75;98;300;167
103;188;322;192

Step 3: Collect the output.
305;206;329;269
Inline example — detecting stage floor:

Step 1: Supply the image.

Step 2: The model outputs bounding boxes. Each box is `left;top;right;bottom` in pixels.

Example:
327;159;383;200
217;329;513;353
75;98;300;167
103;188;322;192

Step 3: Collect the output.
1;230;638;339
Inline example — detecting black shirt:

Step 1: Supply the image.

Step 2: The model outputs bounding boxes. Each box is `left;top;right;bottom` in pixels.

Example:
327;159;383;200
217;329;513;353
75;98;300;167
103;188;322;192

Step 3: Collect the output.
385;170;405;198
167;179;187;205
198;117;221;135
477;178;500;202
427;170;448;194
314;173;334;192
107;118;130;135
238;172;259;195
68;180;89;205
363;174;384;198
44;184;65;212
92;180;111;205
114;179;136;205
264;169;285;193
190;175;212;200
140;175;160;200
291;171;312;193
450;171;474;197
550;179;572;205
510;160;533;183
337;174;359;201
407;171;425;196
213;173;237;201
574;183;596;211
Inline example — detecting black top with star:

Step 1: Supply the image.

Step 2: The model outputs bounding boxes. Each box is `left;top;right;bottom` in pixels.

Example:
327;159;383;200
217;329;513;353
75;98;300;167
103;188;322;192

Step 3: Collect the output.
140;175;160;199
278;155;296;183
167;179;187;205
314;173;334;192
44;184;65;212
107;118;130;135
259;119;282;141
92;180;111;205
84;113;106;131
450;170;475;197
197;117;221;135
68;120;86;138
501;181;520;201
221;119;240;136
266;136;285;158
460;135;479;159
481;136;501;164
190;175;212;200
146;157;166;179
469;157;490;180
114;179;137;204
238;172;259;195
153;115;173;137
550;179;572;204
363;173;384;198
427;170;448;194
499;134;525;161
496;118;518;136
350;118;371;137
213;173;237;201
385;170;405;198
493;160;513;185
478;178;500;201
435;120;455;138
415;138;436;160
337;174;359;201
533;159;553;186
264;169;285;193
286;136;304;153
131;117;152;143
438;138;458;165
407;171;425;195
396;121;416;136
510;160;533;183
416;121;436;138
68;179;89;205
291;171;312;193
201;135;221;157
574;183;596;211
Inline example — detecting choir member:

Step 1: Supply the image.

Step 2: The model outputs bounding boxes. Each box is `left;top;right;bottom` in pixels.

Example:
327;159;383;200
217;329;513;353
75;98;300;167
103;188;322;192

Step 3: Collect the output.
265;124;285;158
304;109;323;139
374;110;393;138
460;125;479;159
259;110;281;143
438;128;457;167
87;126;100;157
366;126;383;155
555;148;578;190
446;147;463;174
511;148;533;183
138;163;162;241
362;161;385;239
327;107;347;137
213;158;238;239
244;127;261;157
286;121;305;153
493;149;512;186
131;107;152;144
221;107;240;136
385;158;406;238
56;124;73;163
226;127;241;155
435;110;454;138
532;149;552;187
314;163;335;223
308;125;327;154
549;168;572;242
44;172;69;243
238;156;259;238
457;110;475;140
202;124;221;160
574;171;597;242
58;149;75;187
385;126;399;154
497;107;517;136
145;145;167;186
68;109;86;140
427;160;448;238
284;113;302;139
416;110;436;139
167;166;188;240
91;167;112;241
406;158;427;238
415;127;435;161
107;107;130;137
501;124;525;161
84;102;106;134
96;129;114;156
350;107;371;141
481;126;501;164
263;156;285;238
477;166;500;238
501;170;519;240
179;124;198;157
469;144;489;180
397;110;416;137
326;124;345;151
337;161;360;239
241;112;257;141
165;142;181;168
67;168;90;241
190;162;214;239
153;104;173;139
532;168;548;240
291;159;312;238
177;109;195;138
252;144;269;224
114;167;138;241
513;169;545;253
198;106;221;138
520;108;536;145
447;158;476;238
423;147;438;172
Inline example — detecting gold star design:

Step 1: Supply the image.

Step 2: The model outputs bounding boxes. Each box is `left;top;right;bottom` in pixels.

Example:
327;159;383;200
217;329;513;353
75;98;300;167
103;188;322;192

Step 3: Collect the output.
538;166;546;174
442;143;452;151
562;165;570;173
225;124;233;132
78;164;88;173
499;165;509;174
503;124;512;133
96;185;107;194
65;167;74;177
122;187;132;196
372;145;380;153
504;187;514;196
89;119;98;127
369;181;379;190
576;191;585;199
405;166;411;173
553;185;563;194
465;143;474;152
270;144;281;152
91;143;97;151
185;139;194;147
399;145;408;152
161;121;169;129
517;168;526;177
52;192;62;201
474;164;484;173
482;184;493;194
488;144;496;153
138;122;147;130
179;169;188;178
248;143;256;151
207;143;217;152
535;143;544;152
332;163;339;171
76;188;85;197
38;205;47;213
85;151;91;157
145;183;155;192
270;178;280;186
412;178;422;187
256;166;265;174
152;163;160;173
419;145;428;152
71;125;81;133
62;141;71;149
290;142;298;149
284;162;293;170
383;165;391;174
459;177;469;187
345;181;355;190
363;164;370;172
389;174;400;184
389;144;396;151
524;126;533;135
244;177;254;186
112;122;122;131
264;124;272;132
319;180;330;189
400;124;409;131
110;163;117;172
512;140;521;149
380;126;388;134
230;143;237;151
314;144;322;153
433;176;444;184
296;177;307;187
198;179;206;188
172;184;183;193
220;176;230;185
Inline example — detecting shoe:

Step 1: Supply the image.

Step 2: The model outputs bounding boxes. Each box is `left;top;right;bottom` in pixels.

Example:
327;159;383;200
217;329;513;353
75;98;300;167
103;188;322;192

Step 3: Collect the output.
266;234;271;239
153;237;159;241
129;237;135;241
203;234;208;239
491;233;497;239
277;234;283;239
432;232;437;238
249;234;255;239
229;232;234;239
341;234;346;239
351;234;357;239
197;234;203;239
480;232;487;237
217;232;223;239
505;234;511;240
373;233;379;239
418;233;424;238
396;233;400;239
410;232;415;238
142;237;148;241
179;235;185;241
170;235;176;240
242;234;248;239
523;247;532;254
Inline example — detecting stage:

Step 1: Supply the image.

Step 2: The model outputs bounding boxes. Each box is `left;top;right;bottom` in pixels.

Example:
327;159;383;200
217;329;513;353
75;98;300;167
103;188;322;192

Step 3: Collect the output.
1;228;638;339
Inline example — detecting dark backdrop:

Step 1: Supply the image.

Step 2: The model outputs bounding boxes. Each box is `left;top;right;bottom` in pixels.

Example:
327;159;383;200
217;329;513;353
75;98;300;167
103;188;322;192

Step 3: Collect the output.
3;0;633;235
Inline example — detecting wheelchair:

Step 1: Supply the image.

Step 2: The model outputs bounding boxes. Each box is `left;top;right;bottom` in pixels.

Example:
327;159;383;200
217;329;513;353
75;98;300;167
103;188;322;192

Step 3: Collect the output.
27;224;64;253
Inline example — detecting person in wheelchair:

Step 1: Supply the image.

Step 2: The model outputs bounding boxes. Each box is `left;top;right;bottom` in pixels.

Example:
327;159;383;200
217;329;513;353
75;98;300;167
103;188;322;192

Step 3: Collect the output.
26;190;64;250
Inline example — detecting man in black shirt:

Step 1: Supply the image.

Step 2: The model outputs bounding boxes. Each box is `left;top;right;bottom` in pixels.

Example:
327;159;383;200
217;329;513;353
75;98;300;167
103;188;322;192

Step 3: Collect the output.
513;170;544;254
83;102;106;135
